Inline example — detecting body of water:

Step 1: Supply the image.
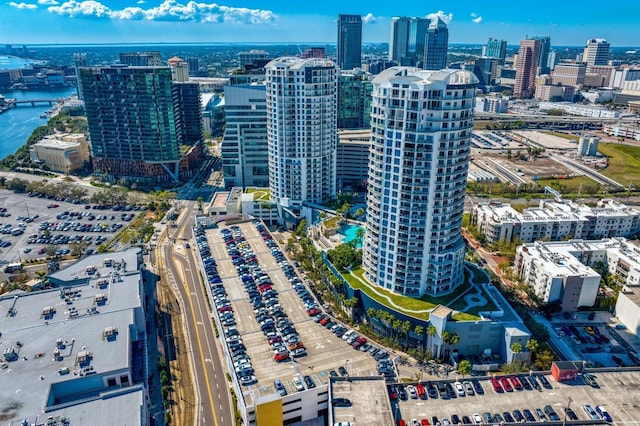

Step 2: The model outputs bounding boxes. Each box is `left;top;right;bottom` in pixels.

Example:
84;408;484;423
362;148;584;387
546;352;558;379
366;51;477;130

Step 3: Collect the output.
0;55;44;70
0;86;78;159
340;224;365;249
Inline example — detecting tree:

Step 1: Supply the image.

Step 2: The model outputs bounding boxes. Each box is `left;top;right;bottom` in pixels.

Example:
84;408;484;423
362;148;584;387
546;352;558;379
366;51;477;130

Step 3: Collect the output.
355;208;364;218
197;196;204;211
414;325;424;350
525;339;539;354
35;270;48;286
457;359;472;377
426;325;437;356
511;342;523;354
534;349;555;370
401;320;412;348
69;240;89;256
45;244;58;257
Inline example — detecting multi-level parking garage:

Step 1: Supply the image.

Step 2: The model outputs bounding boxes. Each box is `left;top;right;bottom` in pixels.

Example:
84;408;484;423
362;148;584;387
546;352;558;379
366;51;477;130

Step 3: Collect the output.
193;219;381;425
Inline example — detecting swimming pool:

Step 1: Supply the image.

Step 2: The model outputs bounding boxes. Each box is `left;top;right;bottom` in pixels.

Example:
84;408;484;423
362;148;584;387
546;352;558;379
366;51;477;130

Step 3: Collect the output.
339;224;365;248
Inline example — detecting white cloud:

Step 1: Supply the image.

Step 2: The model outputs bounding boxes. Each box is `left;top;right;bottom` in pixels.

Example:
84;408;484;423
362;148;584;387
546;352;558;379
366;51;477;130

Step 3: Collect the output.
361;12;376;24
137;0;145;3
9;1;38;8
47;0;277;23
426;10;453;25
470;12;483;24
37;0;58;4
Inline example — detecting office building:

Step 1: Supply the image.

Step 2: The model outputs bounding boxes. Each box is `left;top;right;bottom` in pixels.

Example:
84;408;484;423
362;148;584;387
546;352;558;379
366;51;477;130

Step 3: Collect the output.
388;16;431;66
79;65;202;185
118;51;162;67
362;67;478;297
167;56;189;82
337;14;362;70
472;198;640;245
583;38;610;66
423;17;449;70
0;248;149;425
551;63;586;87
514;39;541;99
547;50;558;71
337;70;372;129
337;129;370;191
265;57;337;224
485;38;507;64
532;36;551;74
469;57;499;90
187;56;200;76
221;84;269;188
31;133;90;173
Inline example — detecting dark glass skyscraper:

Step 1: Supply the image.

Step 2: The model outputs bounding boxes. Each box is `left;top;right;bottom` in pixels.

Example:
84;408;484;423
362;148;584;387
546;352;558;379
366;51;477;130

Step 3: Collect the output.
79;65;202;185
118;51;162;67
337;71;372;129
337;14;362;70
423;17;449;70
485;38;507;65
532;36;551;74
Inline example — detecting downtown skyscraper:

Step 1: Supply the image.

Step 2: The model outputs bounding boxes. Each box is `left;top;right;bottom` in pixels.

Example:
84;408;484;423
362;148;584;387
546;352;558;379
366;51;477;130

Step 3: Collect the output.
337;14;362;70
583;38;610;66
362;67;478;297
484;38;507;65
514;39;542;99
388;16;429;66
423;17;449;70
79;64;202;185
265;57;337;224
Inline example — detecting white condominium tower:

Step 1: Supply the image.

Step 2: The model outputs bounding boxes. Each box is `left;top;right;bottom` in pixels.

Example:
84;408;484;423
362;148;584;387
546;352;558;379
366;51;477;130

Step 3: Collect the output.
362;68;478;297
265;57;338;223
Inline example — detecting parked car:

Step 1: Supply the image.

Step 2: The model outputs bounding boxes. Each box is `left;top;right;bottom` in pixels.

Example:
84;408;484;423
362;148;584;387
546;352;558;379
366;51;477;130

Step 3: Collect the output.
596;405;612;422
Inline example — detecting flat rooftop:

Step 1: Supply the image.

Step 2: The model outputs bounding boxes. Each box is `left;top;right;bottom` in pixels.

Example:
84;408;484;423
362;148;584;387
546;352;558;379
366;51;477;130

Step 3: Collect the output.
330;377;394;426
204;222;379;404
0;248;144;424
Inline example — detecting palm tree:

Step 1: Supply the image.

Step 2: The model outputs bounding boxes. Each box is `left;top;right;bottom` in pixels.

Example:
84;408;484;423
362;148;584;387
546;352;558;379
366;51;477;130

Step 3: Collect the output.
511;342;523;353
414;325;424;350
426;325;437;356
35;270;48;287
401;320;412;349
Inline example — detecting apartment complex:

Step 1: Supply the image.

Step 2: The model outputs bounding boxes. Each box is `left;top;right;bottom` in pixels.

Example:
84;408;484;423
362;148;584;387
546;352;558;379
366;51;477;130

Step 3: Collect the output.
78;65;203;185
0;248;148;425
515;237;640;310
472;199;640;245
362;67;478;297
265;57;337;224
336;14;362;70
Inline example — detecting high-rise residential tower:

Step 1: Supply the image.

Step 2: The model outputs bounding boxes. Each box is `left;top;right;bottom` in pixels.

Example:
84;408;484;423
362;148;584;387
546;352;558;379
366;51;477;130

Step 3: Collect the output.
484;38;507;64
78;65;202;185
337;14;362;70
265;58;337;223
514;39;542;99
167;56;189;82
362;67;478;297
423;17;449;70
583;38;610;66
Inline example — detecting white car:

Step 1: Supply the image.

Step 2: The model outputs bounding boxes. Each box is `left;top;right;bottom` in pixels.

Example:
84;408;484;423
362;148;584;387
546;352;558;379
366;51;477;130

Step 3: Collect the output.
406;385;418;399
292;375;305;392
473;413;483;424
454;381;465;397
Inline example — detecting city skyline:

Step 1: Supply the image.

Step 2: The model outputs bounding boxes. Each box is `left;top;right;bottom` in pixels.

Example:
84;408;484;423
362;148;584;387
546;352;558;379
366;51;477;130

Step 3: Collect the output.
2;1;640;47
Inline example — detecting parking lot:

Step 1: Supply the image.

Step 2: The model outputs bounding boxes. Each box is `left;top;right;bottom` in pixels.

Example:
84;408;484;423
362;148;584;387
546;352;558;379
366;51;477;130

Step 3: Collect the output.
392;369;640;424
0;189;140;271
198;220;380;400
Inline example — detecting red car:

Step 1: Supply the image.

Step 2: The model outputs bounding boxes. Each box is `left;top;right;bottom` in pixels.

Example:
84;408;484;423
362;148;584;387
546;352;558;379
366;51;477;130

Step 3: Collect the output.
500;376;513;392
416;383;426;399
509;376;523;390
319;317;331;326
307;307;321;316
217;305;233;313
274;352;290;362
491;378;503;393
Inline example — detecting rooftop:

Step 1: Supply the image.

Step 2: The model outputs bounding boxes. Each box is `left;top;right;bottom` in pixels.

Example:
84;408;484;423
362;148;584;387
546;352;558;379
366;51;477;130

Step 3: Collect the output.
329;377;394;426
0;248;145;424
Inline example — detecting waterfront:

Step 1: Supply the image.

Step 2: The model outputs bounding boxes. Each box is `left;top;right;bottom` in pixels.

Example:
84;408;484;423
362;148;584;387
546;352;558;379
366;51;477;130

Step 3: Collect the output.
0;86;77;159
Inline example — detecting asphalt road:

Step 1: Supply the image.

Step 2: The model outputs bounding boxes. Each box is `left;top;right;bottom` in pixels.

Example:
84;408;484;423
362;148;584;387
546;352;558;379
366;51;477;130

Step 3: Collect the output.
158;200;233;426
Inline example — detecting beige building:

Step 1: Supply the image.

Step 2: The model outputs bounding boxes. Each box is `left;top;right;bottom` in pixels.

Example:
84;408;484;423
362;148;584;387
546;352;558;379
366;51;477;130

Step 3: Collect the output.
31;133;89;173
551;63;586;87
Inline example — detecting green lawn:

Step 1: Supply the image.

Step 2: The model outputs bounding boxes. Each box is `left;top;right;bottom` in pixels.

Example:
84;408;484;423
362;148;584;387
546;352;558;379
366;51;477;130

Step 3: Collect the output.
534;175;600;192
598;143;640;186
246;187;271;201
343;266;491;321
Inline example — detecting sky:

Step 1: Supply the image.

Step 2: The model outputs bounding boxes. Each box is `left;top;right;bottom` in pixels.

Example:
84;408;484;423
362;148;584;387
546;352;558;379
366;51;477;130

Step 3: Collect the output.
1;0;639;47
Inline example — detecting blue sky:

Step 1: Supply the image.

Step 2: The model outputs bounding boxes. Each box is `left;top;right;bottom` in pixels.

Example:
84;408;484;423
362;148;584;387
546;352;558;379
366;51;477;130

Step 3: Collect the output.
2;0;639;46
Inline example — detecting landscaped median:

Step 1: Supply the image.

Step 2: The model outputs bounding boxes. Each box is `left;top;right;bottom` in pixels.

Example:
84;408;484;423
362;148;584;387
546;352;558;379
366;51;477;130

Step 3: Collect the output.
341;266;490;322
